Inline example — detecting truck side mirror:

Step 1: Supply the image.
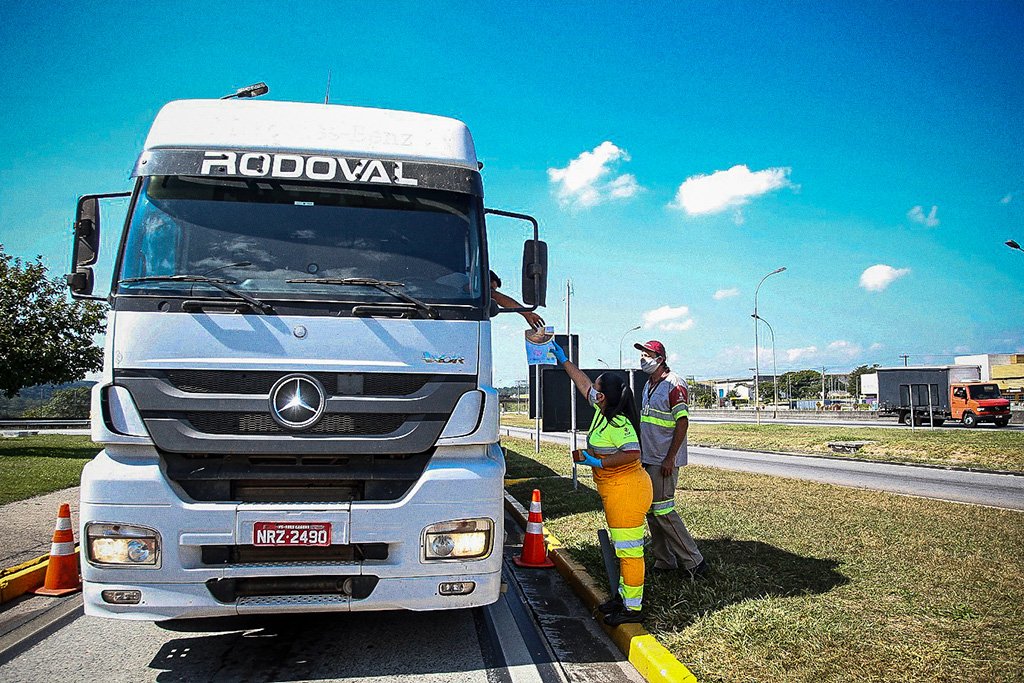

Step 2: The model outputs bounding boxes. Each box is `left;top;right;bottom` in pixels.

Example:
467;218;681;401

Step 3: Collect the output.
521;239;548;307
67;196;101;296
66;191;131;297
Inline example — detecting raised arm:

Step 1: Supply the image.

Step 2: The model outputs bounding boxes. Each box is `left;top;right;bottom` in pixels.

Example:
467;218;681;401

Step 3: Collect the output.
551;343;592;399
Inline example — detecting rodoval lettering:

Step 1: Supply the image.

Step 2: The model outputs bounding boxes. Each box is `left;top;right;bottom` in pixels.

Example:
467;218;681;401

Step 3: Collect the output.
199;151;418;186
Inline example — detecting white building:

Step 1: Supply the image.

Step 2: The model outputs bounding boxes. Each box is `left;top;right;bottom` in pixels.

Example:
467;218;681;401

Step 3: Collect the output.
954;354;1012;381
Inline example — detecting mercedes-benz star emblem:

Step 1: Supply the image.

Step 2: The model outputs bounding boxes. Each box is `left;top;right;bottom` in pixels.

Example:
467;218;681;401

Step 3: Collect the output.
269;374;326;430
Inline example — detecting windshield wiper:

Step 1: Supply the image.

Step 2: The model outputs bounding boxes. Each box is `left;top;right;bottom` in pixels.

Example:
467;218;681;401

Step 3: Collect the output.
286;277;439;319
119;275;275;314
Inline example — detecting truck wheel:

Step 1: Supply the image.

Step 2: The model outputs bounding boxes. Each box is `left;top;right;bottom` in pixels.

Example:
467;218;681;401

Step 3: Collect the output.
994;418;1009;428
897;412;907;425
962;412;978;428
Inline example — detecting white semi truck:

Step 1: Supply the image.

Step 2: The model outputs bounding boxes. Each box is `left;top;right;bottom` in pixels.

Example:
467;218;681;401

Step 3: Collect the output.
66;94;547;621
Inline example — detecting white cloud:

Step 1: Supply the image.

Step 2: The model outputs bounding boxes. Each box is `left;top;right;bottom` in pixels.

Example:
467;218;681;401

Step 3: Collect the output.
608;173;640;199
907;205;939;227
713;287;740;300
859;264;910;292
869;342;883;352
828;340;862;358
669;165;793;218
642;305;695;332
1000;193;1013;204
954;345;972;353
786;346;818;362
547;142;641;209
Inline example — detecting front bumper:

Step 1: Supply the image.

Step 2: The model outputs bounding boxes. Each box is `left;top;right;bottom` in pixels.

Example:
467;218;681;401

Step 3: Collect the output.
83;571;502;621
80;442;505;621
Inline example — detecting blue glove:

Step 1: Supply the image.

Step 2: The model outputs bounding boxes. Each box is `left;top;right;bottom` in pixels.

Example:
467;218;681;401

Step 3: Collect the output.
551;342;568;365
577;450;603;468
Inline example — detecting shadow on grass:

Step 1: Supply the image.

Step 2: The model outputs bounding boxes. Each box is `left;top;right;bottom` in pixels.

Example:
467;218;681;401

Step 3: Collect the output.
0;441;100;460
506;476;605;518
644;537;849;632
502;446;562;480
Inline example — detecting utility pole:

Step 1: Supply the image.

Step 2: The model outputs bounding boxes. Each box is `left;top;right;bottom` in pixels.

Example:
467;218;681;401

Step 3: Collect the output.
899;354;910;367
821;366;826;406
565;279;578;451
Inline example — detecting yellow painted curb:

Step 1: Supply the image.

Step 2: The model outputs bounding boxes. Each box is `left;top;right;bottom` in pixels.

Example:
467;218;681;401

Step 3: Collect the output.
0;547;81;604
503;492;698;683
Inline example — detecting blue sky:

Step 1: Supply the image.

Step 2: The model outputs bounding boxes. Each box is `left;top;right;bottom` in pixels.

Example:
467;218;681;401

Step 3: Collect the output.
1;2;1021;387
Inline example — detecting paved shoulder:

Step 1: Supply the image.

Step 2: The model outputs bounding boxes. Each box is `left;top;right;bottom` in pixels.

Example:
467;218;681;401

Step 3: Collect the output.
0;488;80;569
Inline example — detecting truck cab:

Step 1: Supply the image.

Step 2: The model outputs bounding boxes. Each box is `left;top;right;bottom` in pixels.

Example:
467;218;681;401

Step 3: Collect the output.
65;97;547;621
950;382;1011;427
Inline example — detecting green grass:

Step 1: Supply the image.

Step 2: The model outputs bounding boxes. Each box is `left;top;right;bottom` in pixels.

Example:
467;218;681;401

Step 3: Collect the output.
500;412;534;429
499;414;1024;471
501;436;1024;683
687;423;1024;472
0;434;100;504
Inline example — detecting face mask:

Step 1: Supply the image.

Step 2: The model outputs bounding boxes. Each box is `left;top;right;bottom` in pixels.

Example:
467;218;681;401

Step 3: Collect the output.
588;387;600;404
640;357;661;374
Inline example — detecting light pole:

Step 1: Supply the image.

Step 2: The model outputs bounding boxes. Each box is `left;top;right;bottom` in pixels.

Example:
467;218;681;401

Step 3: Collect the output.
596;358;610;368
1007;239;1023;253
619;325;641;369
753;267;786;424
753;314;778;419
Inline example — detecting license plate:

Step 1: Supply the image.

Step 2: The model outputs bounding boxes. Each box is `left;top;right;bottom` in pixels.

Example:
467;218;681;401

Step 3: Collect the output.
253;522;331;547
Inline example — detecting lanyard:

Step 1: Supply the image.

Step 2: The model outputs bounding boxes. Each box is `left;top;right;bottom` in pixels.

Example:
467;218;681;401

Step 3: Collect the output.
643;377;664;416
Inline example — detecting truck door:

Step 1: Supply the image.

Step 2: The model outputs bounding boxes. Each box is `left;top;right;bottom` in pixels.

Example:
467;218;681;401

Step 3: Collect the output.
950;386;967;419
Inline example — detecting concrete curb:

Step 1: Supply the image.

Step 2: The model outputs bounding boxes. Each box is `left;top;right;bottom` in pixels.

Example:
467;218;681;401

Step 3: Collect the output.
503;491;697;683
0;548;80;605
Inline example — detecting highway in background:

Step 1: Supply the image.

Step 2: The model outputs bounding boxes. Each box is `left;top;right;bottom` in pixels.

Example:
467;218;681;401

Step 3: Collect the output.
688;413;1024;431
501;427;1024;511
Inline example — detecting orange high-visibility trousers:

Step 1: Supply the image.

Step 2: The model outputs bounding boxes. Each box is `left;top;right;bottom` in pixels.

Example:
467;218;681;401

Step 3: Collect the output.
596;466;653;610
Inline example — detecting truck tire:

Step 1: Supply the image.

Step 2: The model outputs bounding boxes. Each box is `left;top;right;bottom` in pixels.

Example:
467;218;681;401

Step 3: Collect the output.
962;412;978;428
994;418;1009;428
897;412;907;425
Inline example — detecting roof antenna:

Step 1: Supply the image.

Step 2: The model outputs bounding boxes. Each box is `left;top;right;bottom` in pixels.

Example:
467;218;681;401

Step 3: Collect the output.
324;70;332;105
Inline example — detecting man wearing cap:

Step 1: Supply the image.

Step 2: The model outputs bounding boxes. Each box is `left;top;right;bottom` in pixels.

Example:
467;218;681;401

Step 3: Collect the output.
634;340;706;578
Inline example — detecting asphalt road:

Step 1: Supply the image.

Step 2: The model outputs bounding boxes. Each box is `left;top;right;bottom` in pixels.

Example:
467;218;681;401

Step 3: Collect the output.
688;415;1024;431
501;426;1024;511
0;515;641;683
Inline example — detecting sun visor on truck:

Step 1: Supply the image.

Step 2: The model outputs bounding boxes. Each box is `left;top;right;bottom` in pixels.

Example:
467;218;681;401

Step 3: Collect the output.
133;149;483;196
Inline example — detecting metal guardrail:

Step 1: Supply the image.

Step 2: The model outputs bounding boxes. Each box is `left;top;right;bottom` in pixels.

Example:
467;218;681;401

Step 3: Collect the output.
0;419;90;429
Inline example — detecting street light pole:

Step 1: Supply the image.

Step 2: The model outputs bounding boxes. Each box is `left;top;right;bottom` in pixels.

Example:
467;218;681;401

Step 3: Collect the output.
1006;239;1023;254
565;279;578;454
596;358;610;368
619;325;641;369
753;267;786;425
753;314;778;419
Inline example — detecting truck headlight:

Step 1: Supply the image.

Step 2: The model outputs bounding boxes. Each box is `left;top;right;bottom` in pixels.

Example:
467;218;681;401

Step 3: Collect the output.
422;519;492;561
86;523;161;568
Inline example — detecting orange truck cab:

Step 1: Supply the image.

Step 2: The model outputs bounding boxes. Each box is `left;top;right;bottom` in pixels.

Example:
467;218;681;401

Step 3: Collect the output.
950;382;1012;428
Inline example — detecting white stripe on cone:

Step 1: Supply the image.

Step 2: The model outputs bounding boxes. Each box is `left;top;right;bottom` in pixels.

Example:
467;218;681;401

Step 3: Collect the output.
529;502;542;513
54;517;72;531
526;522;543;535
50;541;75;556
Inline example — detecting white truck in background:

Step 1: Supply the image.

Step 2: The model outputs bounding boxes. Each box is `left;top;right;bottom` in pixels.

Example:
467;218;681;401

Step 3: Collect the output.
66;92;547;622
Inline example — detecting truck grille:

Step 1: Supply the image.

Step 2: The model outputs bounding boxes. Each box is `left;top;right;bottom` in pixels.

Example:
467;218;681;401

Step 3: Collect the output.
166;370;432;396
186;412;407;435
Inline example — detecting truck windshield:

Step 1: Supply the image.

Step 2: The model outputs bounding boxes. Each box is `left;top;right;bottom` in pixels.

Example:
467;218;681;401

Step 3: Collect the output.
968;384;1002;400
117;175;483;305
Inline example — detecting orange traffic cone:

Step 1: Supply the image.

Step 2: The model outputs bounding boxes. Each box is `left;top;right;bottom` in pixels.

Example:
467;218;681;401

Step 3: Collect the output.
33;503;81;596
514;489;555;568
